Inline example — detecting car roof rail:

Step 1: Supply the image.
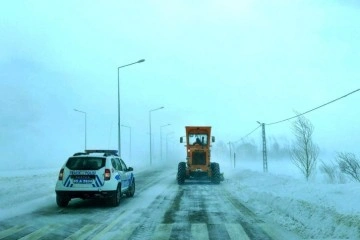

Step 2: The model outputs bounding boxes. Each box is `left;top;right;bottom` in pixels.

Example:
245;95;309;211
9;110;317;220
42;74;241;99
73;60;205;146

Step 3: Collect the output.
85;149;118;157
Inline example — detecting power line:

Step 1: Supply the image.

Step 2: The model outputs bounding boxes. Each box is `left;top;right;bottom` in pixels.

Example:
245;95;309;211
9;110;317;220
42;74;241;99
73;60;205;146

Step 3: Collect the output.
232;125;261;143
266;88;360;126
231;88;360;142
230;89;359;174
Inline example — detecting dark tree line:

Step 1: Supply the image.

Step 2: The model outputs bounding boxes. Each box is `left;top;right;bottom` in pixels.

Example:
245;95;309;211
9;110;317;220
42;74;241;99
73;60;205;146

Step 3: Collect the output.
213;137;290;162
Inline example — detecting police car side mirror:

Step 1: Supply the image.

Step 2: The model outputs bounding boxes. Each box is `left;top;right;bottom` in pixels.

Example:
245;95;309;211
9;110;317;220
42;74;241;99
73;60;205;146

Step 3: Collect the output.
127;167;133;172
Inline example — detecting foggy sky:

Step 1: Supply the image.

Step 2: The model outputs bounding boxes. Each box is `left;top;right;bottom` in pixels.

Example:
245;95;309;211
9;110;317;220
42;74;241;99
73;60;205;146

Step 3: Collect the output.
1;0;359;170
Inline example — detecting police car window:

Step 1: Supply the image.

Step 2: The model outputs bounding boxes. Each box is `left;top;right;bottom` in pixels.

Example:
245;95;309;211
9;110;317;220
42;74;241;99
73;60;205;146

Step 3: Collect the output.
111;158;118;170
66;157;105;170
116;158;123;171
120;159;127;170
112;158;122;171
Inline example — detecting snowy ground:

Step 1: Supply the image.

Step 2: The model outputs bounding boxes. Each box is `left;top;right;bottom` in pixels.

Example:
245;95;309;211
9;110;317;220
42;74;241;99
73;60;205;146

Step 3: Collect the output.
1;159;360;239
222;160;360;239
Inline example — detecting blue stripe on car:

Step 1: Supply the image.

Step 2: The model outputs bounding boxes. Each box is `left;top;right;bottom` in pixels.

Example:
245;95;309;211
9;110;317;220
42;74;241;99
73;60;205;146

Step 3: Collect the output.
96;175;104;186
64;176;71;187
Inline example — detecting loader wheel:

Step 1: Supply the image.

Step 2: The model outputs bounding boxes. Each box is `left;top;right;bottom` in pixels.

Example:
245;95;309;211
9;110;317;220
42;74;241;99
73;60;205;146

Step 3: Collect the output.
177;162;186;185
211;162;221;184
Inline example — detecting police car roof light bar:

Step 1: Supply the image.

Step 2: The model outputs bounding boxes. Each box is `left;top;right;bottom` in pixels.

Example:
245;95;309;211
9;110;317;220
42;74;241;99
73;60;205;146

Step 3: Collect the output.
85;150;118;155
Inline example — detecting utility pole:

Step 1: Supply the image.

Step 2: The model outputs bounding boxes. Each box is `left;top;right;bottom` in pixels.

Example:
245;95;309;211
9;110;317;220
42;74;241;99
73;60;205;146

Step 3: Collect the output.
233;152;236;168
257;121;268;173
228;141;232;164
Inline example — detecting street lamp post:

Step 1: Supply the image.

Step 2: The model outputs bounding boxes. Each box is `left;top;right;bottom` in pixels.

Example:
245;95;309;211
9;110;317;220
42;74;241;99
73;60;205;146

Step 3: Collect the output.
160;124;171;162
117;59;145;157
74;109;87;150
149;106;164;165
121;124;131;161
166;132;174;161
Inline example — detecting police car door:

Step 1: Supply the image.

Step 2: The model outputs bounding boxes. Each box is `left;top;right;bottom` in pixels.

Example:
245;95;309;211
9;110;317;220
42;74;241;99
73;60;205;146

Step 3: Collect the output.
119;159;130;189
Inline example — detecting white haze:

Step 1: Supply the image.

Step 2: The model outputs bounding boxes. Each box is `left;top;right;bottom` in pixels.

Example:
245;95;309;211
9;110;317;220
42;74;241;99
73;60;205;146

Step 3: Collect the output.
0;0;359;171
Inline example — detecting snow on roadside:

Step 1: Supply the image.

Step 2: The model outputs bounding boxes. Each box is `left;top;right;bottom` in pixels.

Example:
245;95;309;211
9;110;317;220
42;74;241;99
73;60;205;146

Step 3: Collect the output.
0;168;58;221
223;164;360;239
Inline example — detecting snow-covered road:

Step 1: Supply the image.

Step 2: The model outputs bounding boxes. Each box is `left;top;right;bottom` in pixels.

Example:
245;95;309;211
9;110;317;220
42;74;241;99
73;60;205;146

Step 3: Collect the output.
0;161;359;239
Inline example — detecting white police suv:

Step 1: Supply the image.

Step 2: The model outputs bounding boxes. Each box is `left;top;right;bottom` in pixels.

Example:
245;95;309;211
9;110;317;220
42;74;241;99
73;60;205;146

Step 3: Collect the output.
55;150;135;207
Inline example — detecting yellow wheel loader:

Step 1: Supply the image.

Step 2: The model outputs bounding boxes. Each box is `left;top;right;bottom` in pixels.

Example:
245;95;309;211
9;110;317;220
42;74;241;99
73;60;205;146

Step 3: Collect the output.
177;126;223;184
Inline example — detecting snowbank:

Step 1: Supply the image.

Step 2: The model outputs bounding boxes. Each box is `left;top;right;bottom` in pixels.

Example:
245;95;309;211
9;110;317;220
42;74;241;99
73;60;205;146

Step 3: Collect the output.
223;160;360;239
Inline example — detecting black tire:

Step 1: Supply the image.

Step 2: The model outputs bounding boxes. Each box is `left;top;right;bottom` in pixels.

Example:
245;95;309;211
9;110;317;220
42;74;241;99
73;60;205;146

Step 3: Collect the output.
177;162;186;185
126;180;135;198
110;185;121;207
56;194;70;207
211;162;221;184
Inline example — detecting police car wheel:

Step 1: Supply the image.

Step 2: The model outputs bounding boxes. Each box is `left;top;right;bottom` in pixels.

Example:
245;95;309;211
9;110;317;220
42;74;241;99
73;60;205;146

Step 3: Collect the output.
56;194;70;207
126;180;135;197
110;185;121;207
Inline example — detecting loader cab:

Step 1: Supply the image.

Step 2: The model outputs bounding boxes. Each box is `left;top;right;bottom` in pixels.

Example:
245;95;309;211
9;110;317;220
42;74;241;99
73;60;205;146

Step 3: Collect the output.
180;134;215;146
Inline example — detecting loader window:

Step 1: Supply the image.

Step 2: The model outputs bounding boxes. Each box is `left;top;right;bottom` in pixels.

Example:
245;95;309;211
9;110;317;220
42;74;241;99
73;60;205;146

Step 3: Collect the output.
189;133;208;146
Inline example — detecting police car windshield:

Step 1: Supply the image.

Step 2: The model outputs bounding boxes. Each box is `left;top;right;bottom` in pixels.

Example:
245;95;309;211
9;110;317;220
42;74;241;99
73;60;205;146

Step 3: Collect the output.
66;157;105;170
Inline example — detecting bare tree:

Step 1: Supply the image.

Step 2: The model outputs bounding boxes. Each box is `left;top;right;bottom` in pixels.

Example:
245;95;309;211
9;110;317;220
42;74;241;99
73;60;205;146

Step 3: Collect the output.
290;114;319;181
320;159;346;184
337;152;360;182
320;160;337;183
